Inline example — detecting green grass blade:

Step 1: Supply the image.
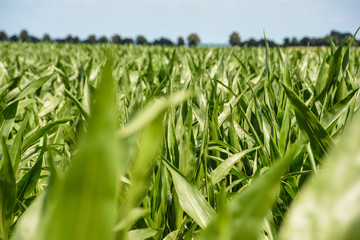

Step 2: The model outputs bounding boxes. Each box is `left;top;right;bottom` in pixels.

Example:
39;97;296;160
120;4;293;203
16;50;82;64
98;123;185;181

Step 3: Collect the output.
64;88;90;121
163;230;180;240
12;74;54;102
280;111;360;240
328;36;336;54
22;118;71;151
191;102;206;130
37;54;119;240
342;27;360;71
113;208;149;232
163;159;216;229
126;228;158;240
118;91;191;138
116;113;164;237
16;135;46;201
282;83;334;157
217;90;247;127
314;59;329;100
10;113;29;173
0;137;16;240
210;147;259;184
315;38;347;102
0;101;18;140
283;56;291;86
12;193;44;240
199;144;298;240
320;89;358;130
238;105;269;165
279;101;291;154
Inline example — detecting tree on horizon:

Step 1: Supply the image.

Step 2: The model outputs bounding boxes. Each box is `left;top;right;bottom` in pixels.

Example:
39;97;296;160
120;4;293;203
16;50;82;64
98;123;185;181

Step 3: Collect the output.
177;36;185;46
98;36;108;43
19;29;29;42
187;33;200;46
84;35;97;44
0;31;8;41
43;33;51;42
229;32;241;46
111;34;121;44
136;35;148;45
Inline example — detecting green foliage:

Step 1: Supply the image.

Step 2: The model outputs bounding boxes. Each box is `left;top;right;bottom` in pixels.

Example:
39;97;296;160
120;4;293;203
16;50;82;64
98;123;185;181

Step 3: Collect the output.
282;83;333;159
0;138;16;240
280;110;360;240
163;159;216;229
0;36;359;240
35;54;119;240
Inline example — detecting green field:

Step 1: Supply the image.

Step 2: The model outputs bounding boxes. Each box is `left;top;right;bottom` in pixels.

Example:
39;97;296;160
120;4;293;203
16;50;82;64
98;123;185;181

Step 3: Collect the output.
0;38;360;240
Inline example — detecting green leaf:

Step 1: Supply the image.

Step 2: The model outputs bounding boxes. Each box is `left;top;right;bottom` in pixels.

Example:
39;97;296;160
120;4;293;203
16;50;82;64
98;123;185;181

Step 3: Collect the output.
0;137;16;240
192;102;206;130
282;56;291;86
64;88;90;121
113;208;149;232
0;101;18;140
238;104;269;166
126;228;158;240
116;112;164;239
328;36;336;54
314;59;329;99
16;135;46;201
315;38;347;102
163;230;180;240
210;147;259;184
217;90;247;126
282;83;334;157
22;118;71;151
279;101;291;153
342;27;360;71
38;95;61;118
118;91;191;138
163;159;216;229
12;74;54;102
12;194;45;240
10;113;29;173
320;89;358;130
199;144;298;240
37;54;119;240
280;111;360;240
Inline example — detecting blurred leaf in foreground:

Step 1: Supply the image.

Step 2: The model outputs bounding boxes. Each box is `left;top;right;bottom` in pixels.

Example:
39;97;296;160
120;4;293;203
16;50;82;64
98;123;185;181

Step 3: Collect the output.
34;53;119;240
280;112;360;240
0;138;16;240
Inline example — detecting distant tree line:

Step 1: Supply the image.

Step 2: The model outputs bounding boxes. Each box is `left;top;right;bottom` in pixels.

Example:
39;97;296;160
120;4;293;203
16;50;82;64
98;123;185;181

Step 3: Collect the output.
0;29;358;47
0;30;193;46
228;31;360;47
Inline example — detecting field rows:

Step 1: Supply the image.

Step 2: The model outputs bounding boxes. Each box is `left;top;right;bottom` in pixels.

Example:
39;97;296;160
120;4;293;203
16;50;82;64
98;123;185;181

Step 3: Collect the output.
0;38;360;240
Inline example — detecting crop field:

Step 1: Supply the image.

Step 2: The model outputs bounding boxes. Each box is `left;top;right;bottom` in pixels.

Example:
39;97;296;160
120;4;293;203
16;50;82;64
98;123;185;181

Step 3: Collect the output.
0;34;360;240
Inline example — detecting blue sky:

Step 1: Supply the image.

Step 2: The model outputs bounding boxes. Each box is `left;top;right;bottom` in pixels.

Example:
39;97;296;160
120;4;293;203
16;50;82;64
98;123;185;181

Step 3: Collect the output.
0;0;359;44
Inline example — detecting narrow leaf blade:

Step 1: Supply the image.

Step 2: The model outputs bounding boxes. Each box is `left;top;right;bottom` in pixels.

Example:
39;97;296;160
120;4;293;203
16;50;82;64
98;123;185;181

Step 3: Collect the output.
282;83;333;157
163;159;216;229
280;112;360;240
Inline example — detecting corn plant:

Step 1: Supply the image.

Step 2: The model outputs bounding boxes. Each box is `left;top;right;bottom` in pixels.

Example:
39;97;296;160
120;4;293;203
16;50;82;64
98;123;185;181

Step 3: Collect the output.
0;28;359;240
